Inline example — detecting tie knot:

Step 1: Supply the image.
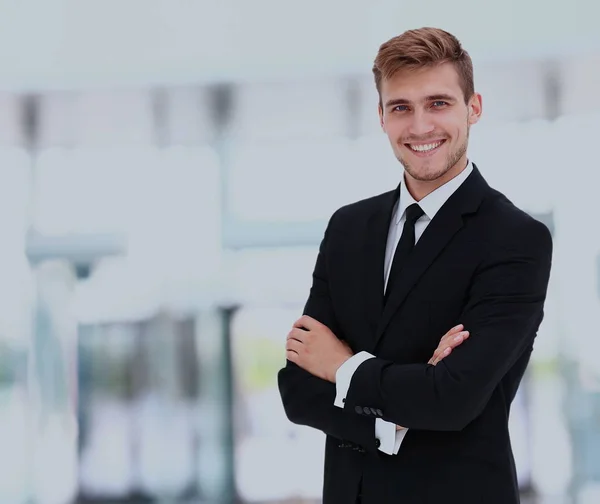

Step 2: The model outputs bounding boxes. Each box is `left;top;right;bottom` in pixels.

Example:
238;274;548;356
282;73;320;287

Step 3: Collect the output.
405;203;424;224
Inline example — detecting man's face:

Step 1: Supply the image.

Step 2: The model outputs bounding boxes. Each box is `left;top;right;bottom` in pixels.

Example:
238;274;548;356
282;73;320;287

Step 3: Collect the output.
378;63;482;184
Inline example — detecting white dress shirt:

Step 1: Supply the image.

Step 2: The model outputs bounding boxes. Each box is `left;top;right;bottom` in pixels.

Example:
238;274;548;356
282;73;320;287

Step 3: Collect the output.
334;161;473;455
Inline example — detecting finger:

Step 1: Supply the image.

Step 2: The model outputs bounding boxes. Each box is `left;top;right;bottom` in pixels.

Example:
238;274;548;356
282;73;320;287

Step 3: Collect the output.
433;336;461;363
430;346;449;365
448;330;470;345
432;331;469;363
293;315;310;329
286;338;303;354
432;346;452;365
287;328;308;342
439;330;469;348
445;324;464;337
434;326;464;352
286;349;299;364
293;315;319;331
431;336;456;361
440;325;465;343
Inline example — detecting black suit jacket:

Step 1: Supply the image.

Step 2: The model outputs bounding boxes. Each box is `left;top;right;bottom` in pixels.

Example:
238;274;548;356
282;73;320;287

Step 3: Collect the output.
277;165;553;504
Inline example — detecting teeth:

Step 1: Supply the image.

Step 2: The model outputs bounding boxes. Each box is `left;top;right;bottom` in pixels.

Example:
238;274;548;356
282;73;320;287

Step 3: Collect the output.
410;141;442;152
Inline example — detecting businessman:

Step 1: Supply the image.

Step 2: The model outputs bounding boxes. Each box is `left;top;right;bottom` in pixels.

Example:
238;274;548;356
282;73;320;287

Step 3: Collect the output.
277;27;553;503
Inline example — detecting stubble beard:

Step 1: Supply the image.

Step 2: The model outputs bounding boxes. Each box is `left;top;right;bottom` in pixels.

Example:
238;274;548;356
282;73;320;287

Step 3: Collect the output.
398;126;470;182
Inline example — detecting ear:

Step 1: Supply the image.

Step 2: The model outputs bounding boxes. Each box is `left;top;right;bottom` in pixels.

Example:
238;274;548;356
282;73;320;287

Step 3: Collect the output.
378;103;386;132
468;93;483;125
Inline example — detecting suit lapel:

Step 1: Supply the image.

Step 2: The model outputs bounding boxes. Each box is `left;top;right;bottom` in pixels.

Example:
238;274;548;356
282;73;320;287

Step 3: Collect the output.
374;165;489;344
362;185;400;340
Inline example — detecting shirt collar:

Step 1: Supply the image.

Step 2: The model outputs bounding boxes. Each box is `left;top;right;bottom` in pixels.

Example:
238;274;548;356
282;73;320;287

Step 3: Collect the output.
395;161;473;224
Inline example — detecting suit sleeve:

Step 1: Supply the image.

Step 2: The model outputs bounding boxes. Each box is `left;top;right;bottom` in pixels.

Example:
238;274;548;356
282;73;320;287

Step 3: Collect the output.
277;213;379;452
343;219;553;431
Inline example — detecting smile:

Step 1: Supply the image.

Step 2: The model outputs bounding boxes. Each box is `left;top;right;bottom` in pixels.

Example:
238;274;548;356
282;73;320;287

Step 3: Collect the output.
405;140;446;156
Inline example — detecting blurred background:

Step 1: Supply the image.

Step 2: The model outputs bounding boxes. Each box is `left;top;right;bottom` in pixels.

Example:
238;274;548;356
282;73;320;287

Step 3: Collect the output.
0;0;599;503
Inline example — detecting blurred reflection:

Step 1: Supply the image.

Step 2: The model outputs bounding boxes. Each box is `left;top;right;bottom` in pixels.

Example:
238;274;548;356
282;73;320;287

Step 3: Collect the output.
231;306;324;503
78;314;200;501
0;326;29;504
0;147;35;504
31;261;78;504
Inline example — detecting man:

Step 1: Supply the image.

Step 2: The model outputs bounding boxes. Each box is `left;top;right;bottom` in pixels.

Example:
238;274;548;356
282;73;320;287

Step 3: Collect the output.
277;27;552;504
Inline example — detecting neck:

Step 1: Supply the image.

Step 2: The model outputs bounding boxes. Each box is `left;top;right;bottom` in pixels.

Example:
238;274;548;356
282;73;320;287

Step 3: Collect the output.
404;156;469;202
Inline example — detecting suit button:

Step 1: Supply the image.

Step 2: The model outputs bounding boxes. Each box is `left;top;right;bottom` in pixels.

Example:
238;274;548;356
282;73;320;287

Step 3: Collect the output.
342;398;346;403
376;409;383;417
363;407;371;415
355;406;363;414
375;438;381;448
370;407;378;416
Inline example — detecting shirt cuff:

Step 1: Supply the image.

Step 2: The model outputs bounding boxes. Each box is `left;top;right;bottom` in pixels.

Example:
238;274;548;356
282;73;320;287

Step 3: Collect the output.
393;427;409;454
375;419;410;455
333;351;374;408
375;418;398;455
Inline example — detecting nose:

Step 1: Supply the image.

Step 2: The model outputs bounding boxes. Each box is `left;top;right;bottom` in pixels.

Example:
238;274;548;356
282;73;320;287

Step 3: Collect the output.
407;109;435;137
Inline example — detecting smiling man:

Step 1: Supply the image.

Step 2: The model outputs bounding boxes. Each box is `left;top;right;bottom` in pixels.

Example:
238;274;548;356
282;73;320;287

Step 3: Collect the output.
278;27;553;504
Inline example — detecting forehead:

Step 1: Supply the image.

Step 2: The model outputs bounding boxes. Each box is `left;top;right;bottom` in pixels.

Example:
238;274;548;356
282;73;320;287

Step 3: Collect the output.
380;62;463;103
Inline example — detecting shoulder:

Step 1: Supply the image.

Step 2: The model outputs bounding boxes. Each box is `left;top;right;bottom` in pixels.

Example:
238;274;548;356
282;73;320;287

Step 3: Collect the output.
328;189;396;229
480;188;552;258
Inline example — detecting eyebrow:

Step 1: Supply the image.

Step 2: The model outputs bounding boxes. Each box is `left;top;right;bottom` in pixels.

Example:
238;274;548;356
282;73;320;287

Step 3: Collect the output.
385;94;457;108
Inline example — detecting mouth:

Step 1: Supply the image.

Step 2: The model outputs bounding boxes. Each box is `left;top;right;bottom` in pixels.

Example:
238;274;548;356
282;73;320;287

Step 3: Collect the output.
404;139;446;157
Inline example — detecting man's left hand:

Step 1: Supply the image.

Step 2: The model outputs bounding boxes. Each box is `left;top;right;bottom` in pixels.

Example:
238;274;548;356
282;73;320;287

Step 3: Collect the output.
286;315;353;383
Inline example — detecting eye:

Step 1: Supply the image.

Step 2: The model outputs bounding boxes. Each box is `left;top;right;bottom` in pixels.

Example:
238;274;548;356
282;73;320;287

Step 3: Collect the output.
392;105;409;112
432;101;448;108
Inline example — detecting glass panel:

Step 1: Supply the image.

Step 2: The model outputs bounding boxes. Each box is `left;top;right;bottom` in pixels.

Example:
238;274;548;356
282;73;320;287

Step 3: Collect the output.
234;80;346;142
30;260;79;504
228;138;401;223
0;147;33;503
78;322;138;498
78;315;202;501
231;306;324;503
32;146;157;236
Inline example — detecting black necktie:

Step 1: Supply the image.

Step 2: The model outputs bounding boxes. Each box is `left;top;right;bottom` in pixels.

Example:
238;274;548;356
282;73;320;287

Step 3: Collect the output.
384;203;425;303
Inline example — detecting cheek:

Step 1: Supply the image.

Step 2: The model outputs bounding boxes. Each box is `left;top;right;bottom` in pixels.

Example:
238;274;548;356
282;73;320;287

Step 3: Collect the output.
384;121;405;141
390;134;406;149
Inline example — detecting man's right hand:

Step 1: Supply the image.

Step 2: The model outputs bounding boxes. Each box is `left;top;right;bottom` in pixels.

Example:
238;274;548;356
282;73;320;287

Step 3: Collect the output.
396;324;469;430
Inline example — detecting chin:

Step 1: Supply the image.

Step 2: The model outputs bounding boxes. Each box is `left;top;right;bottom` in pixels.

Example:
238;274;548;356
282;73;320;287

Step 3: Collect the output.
401;160;451;183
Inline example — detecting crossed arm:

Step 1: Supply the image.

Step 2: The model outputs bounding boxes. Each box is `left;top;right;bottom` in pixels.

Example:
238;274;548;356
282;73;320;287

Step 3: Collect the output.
278;216;552;451
277;311;465;453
